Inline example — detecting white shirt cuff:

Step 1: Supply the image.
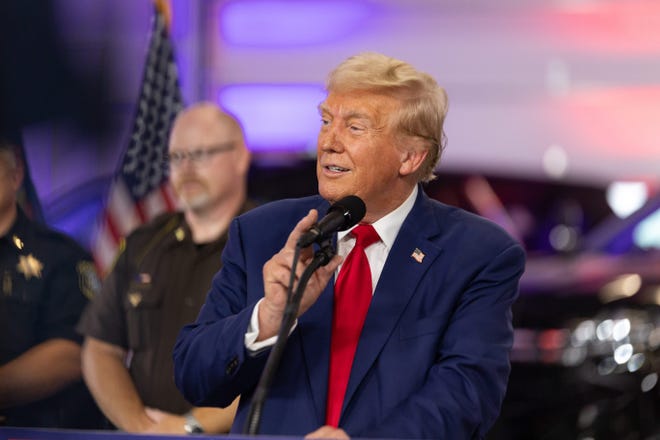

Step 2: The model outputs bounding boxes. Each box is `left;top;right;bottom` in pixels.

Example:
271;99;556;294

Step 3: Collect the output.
244;298;298;353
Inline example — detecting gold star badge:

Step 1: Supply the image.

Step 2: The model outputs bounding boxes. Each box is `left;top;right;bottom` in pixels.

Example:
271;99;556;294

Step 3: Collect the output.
17;254;43;279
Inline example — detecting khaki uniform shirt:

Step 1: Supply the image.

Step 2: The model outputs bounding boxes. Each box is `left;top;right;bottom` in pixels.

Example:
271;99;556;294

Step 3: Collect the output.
78;209;242;414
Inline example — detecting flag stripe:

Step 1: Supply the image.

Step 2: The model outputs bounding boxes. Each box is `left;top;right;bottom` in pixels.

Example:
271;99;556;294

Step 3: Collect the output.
163;182;178;211
93;224;119;275
141;185;168;220
107;179;141;235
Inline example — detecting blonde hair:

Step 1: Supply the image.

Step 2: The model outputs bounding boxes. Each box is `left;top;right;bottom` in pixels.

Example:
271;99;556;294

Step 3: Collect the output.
326;52;448;182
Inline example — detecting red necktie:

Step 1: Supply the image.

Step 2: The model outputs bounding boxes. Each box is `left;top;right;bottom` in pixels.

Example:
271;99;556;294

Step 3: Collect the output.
326;224;380;427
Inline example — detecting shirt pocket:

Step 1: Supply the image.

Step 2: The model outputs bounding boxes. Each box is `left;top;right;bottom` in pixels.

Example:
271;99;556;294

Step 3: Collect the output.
123;280;163;350
2;274;42;353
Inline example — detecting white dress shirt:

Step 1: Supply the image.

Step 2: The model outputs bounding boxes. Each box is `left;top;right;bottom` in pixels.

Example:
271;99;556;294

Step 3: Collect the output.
335;185;417;294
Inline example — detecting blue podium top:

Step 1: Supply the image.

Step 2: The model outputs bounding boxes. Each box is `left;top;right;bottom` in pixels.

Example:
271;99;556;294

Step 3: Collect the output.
0;427;297;440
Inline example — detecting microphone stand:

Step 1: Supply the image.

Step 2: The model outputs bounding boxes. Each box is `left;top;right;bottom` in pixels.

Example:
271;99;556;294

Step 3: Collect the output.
244;239;336;435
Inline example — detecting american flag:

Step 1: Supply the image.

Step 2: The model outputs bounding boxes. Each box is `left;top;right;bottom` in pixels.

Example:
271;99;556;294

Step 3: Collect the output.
92;4;183;275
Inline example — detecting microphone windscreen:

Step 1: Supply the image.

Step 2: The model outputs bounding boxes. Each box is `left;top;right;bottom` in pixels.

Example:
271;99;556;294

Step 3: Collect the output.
329;195;366;231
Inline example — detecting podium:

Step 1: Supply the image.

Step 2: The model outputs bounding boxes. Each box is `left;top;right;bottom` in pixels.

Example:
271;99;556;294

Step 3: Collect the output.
0;426;396;440
0;427;294;440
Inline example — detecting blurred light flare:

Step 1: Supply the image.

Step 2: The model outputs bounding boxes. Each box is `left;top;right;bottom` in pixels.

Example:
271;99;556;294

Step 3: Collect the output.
542;144;569;179
562;346;587;367
613;343;633;364
541;0;660;55
633;208;660;250
538;328;569;351
606;181;649;218
548;224;579;252
641;373;658;392
627;353;645;372
219;0;374;47
599;273;642;303
572;320;596;345
648;326;660;349
596;319;614;341
612;318;631;342
556;87;660;163
217;84;327;153
651;286;660;306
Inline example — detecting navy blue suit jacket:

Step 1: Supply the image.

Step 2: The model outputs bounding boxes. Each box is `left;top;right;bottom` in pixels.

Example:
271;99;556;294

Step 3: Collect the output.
174;188;525;439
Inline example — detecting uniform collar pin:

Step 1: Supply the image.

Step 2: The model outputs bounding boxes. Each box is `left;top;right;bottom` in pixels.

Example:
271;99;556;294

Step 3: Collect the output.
12;235;24;250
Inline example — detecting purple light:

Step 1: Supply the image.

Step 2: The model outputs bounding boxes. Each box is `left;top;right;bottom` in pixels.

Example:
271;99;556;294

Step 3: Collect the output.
219;0;374;47
218;84;327;152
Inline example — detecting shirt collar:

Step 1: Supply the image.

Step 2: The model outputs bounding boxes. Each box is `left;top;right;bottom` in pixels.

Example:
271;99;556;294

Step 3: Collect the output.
338;185;418;249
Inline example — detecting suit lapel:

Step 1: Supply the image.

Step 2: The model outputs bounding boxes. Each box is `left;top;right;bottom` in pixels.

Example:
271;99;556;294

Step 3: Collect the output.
342;190;444;416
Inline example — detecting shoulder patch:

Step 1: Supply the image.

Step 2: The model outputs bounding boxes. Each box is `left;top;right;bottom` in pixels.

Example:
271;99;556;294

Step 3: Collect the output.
77;261;101;300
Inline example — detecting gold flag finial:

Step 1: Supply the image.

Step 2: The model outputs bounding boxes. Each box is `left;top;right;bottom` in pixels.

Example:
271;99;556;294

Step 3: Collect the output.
153;0;172;32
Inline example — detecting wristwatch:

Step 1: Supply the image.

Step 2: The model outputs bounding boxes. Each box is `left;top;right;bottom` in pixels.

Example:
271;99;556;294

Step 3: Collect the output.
183;412;204;434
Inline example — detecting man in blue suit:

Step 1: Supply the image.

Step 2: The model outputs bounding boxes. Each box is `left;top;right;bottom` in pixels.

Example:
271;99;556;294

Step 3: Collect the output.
173;52;525;439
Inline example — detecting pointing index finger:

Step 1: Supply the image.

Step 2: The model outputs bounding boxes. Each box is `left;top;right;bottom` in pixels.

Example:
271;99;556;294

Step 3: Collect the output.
286;209;319;249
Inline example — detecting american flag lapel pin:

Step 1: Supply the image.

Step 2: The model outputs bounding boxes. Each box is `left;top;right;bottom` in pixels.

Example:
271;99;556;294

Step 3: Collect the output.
411;248;425;263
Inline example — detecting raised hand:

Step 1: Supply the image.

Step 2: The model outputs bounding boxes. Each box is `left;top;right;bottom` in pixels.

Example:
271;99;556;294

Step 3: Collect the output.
258;209;342;341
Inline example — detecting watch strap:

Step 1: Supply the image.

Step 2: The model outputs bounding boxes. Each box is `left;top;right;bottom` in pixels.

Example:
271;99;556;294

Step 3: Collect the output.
183;411;204;434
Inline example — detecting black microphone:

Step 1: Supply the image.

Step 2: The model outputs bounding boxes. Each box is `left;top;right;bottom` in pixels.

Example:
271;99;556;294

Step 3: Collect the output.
297;195;366;248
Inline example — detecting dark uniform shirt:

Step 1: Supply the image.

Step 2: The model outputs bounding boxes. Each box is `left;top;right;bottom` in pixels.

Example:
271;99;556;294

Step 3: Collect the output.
78;209;242;414
0;206;102;428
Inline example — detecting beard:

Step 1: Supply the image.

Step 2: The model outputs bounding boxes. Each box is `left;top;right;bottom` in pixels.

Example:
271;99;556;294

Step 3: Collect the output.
178;192;211;211
173;178;211;212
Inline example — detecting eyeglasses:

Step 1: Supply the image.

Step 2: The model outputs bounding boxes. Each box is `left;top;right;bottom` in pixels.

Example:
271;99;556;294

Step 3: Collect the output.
166;143;235;167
